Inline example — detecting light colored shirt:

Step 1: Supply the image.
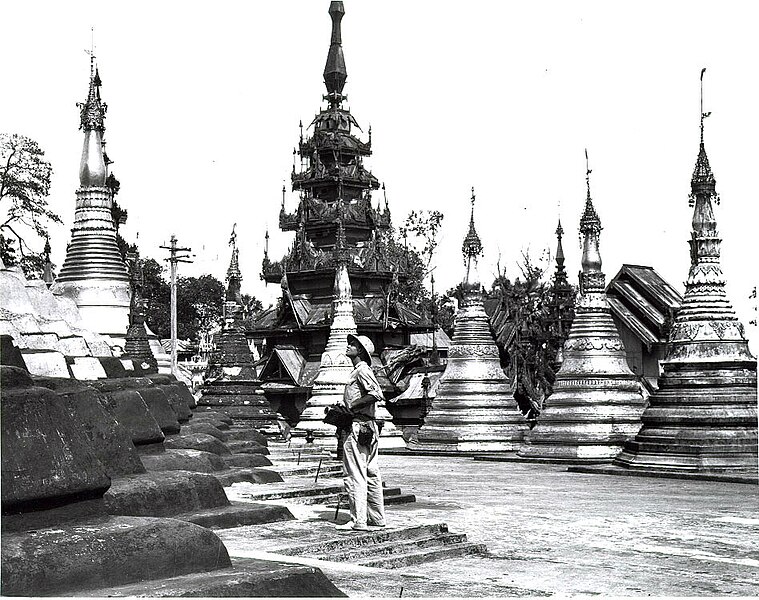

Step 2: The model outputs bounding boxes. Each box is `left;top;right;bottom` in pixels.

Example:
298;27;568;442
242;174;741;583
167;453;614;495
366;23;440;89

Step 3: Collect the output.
343;361;384;419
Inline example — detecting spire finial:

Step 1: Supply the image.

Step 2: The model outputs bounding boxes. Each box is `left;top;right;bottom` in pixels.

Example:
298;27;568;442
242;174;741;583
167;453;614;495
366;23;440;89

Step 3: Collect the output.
323;1;347;106
580;149;602;234
226;223;241;284
691;68;718;205
462;187;483;262
700;68;711;144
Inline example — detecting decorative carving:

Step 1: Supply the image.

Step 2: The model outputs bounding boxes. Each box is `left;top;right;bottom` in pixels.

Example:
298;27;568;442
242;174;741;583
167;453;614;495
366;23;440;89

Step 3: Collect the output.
448;344;499;359
564;337;624;352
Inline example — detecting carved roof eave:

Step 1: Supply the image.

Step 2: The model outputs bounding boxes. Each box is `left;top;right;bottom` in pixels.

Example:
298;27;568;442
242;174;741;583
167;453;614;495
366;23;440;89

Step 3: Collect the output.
261;261;408;285
300;134;372;157
292;172;380;190
279;212;391;232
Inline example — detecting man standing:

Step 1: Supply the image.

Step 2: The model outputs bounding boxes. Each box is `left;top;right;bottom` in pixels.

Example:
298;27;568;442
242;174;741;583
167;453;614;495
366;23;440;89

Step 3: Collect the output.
336;334;386;531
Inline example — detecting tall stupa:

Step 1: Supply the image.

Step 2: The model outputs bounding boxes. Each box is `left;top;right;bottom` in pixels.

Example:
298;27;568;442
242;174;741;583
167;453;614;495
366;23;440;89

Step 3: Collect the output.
517;155;645;462
411;189;529;452
51;55;130;340
612;71;757;476
197;227;279;432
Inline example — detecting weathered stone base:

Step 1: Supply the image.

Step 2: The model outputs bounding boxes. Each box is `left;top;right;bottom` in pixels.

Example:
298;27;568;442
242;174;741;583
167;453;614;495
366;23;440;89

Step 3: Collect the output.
72;557;346;597
517;375;645;462
612;360;757;474
413;379;528;453
1;515;231;596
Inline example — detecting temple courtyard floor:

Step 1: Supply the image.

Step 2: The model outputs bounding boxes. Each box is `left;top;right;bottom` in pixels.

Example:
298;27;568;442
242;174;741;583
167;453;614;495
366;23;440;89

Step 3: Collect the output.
218;454;759;597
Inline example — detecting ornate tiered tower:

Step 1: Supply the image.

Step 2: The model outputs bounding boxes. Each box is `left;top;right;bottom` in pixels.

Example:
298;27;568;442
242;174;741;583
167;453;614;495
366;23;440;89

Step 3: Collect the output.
197;228;279;432
411;190;529;452
518;156;644;462
51;56;130;340
612;72;757;476
254;1;426;358
253;1;429;426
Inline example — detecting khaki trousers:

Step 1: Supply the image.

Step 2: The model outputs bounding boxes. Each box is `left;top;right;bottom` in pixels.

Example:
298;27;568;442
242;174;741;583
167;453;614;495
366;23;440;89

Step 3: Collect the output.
342;421;385;527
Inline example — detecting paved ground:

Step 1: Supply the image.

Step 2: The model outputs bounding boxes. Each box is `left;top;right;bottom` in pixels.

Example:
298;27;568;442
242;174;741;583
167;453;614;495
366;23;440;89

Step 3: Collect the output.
220;454;759;597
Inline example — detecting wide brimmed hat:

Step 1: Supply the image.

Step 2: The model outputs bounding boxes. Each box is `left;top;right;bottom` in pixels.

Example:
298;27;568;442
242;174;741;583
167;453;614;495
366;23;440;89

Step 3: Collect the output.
347;334;375;364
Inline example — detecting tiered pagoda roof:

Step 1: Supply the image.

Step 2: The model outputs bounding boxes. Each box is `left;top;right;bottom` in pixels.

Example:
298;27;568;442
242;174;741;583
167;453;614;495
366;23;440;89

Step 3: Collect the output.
260;2;404;295
253;1;427;341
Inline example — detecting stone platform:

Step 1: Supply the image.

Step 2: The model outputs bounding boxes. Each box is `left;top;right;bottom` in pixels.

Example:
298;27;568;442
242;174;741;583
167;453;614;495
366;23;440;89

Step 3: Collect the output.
218;453;758;597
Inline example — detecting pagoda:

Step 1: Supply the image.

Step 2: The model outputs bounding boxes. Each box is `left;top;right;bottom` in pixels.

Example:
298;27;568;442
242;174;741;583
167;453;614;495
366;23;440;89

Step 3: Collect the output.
611;72;757;476
547;219;575;365
51;55;130;340
252;2;429;416
517;156;645;462
197;227;279;432
123;246;157;371
411;190;529;453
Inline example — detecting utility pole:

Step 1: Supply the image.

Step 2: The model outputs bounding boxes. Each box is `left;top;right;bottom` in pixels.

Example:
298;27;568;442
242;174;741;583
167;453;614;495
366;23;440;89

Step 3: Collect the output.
160;235;192;376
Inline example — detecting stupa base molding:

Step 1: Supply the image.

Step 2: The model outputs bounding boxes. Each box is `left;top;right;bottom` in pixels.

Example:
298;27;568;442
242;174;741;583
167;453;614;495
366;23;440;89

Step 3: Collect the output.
569;464;758;485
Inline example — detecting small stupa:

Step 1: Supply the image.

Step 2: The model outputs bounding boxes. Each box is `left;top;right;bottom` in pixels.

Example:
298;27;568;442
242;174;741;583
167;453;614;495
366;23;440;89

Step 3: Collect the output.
123;247;157;372
196;226;279;433
518;154;644;462
411;189;529;452
51;54;130;340
612;71;757;476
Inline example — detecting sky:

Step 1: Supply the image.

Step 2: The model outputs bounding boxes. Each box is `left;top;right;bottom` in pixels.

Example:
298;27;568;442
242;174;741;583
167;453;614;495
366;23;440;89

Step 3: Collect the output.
1;1;757;351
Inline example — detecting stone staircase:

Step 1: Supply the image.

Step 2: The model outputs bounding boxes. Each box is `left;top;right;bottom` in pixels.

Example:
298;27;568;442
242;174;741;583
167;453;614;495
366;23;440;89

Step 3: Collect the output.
279;523;486;568
230;481;416;506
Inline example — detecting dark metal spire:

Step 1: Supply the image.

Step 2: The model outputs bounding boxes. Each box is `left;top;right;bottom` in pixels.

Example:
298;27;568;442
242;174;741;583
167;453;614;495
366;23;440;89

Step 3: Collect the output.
42;235;55;287
555;218;566;271
690;68;718;205
323;1;347;106
462;187;483;261
579;149;602;234
78;54;107;132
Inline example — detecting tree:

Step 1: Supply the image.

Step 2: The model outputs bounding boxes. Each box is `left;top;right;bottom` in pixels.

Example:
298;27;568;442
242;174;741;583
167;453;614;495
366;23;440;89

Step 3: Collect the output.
0;134;59;269
489;249;576;422
383;210;445;324
177;274;225;340
141;258;171;339
241;293;264;319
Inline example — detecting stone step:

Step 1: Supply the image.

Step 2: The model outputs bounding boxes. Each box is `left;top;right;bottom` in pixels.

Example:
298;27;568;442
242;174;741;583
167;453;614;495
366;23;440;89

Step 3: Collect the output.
244;483;345;501
268;452;331;463
213;467;284;487
69;557;345;597
322;492;416;507
248;484;403;502
227;440;270;454
356;542;488;569
273;463;343;478
179;501;294;530
277;523;450;556
319;532;469;562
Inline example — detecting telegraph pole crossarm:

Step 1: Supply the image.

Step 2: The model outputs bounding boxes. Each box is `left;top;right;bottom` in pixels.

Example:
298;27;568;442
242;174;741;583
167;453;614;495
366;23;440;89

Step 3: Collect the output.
160;234;193;376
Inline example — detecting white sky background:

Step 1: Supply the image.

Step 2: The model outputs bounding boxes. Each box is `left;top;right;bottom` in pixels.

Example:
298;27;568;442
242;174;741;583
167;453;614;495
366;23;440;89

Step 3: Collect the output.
1;1;757;351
